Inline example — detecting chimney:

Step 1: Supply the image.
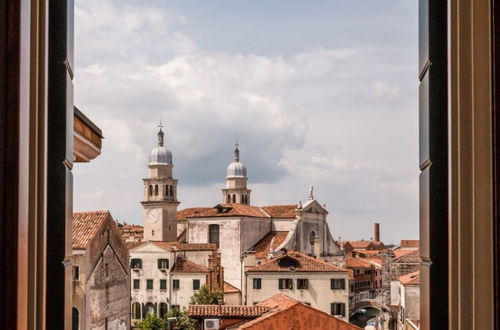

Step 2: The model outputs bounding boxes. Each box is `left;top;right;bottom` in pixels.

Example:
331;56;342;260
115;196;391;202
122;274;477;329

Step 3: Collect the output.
374;223;380;242
313;236;321;258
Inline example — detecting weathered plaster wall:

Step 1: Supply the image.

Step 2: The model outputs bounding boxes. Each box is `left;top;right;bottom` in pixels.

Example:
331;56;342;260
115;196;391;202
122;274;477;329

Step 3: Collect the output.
72;252;86;330
130;244;213;319
240;218;272;252
86;245;130;330
246;272;350;320
170;273;207;309
188;218;243;288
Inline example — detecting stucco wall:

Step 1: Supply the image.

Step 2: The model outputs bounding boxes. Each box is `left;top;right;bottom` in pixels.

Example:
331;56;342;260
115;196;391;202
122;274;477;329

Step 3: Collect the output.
403;285;420;322
72;252;86;330
170;273;207;309
240;218;272;252
130;243;213;318
188;218;243;288
86;245;130;330
246;272;350;320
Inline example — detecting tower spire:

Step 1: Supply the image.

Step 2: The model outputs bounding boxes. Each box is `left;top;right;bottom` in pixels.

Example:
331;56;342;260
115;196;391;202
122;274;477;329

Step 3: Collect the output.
158;120;164;146
234;139;240;162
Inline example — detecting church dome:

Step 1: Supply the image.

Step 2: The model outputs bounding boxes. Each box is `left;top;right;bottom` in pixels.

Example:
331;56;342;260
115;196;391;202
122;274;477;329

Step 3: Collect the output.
226;143;247;178
227;161;247;178
149;146;172;165
149;126;173;166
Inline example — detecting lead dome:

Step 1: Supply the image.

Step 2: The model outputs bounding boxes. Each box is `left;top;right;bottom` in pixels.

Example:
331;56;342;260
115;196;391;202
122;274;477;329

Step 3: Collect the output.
226;144;247;178
149;128;173;166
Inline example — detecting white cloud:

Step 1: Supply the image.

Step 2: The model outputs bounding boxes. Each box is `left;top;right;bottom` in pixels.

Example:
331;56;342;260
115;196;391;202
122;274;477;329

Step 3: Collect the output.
73;0;419;243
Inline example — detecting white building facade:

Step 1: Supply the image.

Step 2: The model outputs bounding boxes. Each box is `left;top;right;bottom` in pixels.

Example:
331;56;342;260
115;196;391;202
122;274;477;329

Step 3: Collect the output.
245;251;350;320
128;241;215;322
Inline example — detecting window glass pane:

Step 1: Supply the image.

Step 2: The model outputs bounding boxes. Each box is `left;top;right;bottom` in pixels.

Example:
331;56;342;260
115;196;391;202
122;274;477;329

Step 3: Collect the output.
158;259;169;269
133;279;140;289
253;278;261;289
160;279;167;290
173;279;180;289
193;279;200;290
147;279;153;290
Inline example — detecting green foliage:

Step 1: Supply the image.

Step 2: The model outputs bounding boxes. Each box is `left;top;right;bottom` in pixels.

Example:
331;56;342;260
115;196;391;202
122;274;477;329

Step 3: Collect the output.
165;308;196;330
189;285;224;305
136;313;167;330
134;310;196;330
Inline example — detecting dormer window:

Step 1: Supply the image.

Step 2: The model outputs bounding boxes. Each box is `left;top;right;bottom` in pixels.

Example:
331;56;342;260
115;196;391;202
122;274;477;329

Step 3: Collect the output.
131;258;142;269
277;256;300;269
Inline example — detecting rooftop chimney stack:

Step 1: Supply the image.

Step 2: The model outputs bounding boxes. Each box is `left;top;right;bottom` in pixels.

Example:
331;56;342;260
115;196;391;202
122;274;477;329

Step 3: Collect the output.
374;222;380;242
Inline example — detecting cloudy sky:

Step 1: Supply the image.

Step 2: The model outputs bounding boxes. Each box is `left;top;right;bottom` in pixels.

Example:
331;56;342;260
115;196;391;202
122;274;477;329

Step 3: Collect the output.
73;0;419;244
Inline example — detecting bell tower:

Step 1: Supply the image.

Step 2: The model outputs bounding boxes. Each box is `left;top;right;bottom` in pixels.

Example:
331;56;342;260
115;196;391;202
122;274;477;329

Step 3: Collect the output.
222;143;251;204
141;123;179;241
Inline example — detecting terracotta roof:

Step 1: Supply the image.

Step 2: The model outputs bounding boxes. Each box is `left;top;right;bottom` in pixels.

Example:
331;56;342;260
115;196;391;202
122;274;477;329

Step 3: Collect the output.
177;207;211;221
72;210;111;250
256;293;298;311
393;249;414;258
151;241;217;252
363;257;383;266
253;231;289;259
346;240;373;249
125;241;144;250
260;205;297;219
119;224;144;239
399;271;420;285
224;281;241;294
188;305;271;318
171;257;209;274
188;204;269;219
345;257;373;268
353;249;381;257
247;251;348;273
400;240;419;248
393;249;421;263
234;294;361;330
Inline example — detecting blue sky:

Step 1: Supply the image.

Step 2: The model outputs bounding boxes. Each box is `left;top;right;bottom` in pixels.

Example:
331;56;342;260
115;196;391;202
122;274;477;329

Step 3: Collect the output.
73;0;419;243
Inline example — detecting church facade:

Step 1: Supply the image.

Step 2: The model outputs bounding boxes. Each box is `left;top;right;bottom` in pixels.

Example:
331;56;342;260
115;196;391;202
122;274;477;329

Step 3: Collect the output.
138;127;342;290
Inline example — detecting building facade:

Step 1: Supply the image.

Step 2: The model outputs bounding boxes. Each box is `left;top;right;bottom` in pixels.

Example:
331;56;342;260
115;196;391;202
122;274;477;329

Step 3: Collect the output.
72;210;130;330
244;251;350;320
128;241;216;322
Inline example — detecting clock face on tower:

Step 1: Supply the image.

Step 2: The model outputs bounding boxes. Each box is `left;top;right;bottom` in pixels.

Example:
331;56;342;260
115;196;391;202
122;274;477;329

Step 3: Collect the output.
147;209;159;223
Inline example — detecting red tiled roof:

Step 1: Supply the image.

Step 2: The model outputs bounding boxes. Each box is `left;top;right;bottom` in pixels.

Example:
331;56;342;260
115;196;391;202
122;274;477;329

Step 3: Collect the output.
72;210;111;250
253;231;289;259
347;240;373;249
256;293;298;310
151;241;217;252
119;224;144;240
261;205;297;219
177;207;212;221
125;241;144;250
400;240;419;248
393;249;420;263
247;251;348;273
224;281;241;294
171;257;209;273
399;271;420;285
353;249;381;257
188;204;269;219
393;249;414;258
236;294;361;330
188;305;271;318
345;257;373;268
